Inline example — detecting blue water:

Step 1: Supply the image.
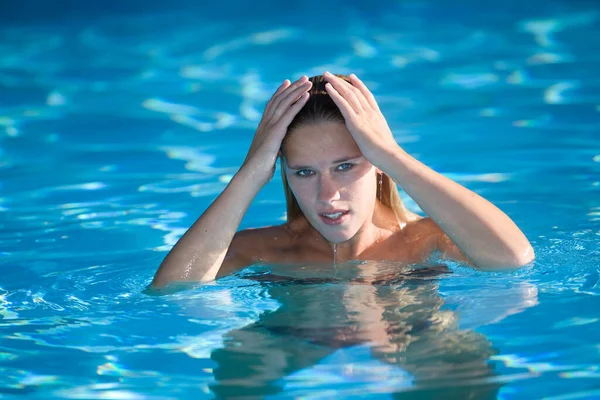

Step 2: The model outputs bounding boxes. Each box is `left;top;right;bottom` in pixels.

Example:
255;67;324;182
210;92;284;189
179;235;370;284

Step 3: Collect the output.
1;0;599;398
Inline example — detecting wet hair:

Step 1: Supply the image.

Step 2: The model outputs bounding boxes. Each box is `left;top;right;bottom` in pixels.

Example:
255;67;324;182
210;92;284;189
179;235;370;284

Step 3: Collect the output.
285;74;348;134
279;74;419;227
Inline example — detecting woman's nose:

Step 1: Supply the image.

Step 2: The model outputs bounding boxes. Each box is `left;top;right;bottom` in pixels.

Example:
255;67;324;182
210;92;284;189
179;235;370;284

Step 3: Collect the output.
317;175;341;203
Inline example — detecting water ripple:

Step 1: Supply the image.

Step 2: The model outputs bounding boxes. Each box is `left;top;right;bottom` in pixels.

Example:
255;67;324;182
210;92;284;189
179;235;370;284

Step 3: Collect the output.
1;1;599;398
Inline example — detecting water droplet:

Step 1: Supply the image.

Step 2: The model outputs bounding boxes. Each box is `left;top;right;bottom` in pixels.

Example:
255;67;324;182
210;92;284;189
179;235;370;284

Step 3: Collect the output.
333;243;338;278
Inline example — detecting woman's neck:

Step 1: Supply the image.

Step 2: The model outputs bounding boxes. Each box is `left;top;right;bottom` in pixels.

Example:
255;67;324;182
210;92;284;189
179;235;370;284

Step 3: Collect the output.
330;223;385;262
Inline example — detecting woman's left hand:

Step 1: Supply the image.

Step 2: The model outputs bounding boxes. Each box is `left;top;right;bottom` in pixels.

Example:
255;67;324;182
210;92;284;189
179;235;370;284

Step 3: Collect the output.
323;71;402;168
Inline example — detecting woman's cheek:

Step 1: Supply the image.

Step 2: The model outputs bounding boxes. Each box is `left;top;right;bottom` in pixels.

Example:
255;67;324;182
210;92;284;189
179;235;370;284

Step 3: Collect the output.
346;172;371;192
289;179;313;203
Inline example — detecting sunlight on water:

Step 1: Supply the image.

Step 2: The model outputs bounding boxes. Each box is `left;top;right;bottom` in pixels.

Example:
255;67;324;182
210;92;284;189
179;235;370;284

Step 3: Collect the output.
0;1;599;399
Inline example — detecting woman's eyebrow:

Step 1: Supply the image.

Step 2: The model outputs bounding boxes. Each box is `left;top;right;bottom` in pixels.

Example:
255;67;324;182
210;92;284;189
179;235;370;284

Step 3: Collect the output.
332;155;363;164
286;155;363;169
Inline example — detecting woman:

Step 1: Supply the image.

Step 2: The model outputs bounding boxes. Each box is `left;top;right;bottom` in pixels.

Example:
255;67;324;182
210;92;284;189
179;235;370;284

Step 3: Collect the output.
151;72;535;288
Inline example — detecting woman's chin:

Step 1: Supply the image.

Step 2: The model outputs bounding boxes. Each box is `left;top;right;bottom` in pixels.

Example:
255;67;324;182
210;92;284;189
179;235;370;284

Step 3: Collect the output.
307;215;357;244
320;229;355;245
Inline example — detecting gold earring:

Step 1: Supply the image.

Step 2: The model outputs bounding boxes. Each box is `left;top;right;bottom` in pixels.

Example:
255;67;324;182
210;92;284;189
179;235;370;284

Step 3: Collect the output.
378;173;383;202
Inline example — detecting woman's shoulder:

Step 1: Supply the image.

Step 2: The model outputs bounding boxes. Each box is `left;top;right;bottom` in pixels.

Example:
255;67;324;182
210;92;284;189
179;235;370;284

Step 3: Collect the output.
233;224;291;242
398;216;446;242
390;216;442;252
230;223;294;260
361;216;442;264
402;216;439;234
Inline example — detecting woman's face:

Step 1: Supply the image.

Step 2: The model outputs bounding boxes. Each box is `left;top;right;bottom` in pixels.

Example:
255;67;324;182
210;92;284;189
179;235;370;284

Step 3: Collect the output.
282;122;378;244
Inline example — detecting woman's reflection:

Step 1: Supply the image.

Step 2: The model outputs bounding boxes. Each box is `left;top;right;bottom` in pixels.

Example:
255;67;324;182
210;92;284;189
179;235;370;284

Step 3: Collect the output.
208;262;533;399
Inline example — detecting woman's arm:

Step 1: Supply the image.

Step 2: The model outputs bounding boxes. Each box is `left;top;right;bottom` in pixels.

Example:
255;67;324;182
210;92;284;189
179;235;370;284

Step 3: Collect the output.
379;148;534;269
151;76;313;288
151;168;262;287
323;72;534;270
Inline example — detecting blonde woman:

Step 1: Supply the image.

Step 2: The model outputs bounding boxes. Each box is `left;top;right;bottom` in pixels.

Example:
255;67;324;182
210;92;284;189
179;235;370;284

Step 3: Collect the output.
151;72;534;288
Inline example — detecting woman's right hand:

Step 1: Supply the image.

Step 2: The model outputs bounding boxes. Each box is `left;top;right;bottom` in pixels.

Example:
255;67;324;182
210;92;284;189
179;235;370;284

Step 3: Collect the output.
241;75;312;185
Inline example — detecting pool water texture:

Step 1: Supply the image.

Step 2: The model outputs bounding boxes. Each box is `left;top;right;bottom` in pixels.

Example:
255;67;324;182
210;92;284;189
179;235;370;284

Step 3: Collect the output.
0;0;599;399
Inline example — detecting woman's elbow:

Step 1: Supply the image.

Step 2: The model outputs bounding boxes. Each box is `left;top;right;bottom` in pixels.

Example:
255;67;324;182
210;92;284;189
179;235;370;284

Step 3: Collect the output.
475;244;535;271
516;244;536;266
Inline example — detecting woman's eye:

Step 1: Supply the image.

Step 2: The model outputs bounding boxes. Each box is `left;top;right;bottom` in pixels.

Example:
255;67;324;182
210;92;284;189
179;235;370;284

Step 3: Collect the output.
296;169;313;177
337;163;354;171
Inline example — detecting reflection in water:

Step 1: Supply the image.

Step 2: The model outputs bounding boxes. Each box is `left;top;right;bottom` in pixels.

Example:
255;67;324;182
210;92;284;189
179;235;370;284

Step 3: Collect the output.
208;262;504;399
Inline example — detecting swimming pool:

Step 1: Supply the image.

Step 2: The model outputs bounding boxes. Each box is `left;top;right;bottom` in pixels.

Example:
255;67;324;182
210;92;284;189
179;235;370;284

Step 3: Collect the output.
1;0;599;398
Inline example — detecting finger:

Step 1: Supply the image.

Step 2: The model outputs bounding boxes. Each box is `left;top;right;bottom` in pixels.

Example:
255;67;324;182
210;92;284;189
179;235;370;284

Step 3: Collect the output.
267;80;291;108
276;92;310;135
274;79;291;96
271;75;309;110
278;79;312;109
323;72;364;113
271;75;308;106
263;76;308;119
271;80;312;121
325;82;356;122
349;74;380;111
263;79;291;119
334;74;371;111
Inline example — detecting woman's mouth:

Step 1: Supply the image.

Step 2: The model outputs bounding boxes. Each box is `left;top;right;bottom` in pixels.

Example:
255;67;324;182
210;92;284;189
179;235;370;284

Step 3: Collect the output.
319;210;350;225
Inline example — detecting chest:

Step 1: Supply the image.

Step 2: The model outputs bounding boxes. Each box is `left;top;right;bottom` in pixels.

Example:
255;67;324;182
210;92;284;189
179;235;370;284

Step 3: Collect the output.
261;231;433;265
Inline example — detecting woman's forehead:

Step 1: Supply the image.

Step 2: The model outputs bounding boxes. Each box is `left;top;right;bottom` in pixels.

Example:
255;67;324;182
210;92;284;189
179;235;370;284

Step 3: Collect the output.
284;122;361;162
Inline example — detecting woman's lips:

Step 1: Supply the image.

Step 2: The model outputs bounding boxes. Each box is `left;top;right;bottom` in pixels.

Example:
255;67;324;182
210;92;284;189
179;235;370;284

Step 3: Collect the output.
319;210;350;226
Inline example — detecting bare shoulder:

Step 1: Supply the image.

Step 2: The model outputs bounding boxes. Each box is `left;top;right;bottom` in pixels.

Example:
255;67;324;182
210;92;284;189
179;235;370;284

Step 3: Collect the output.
229;224;290;261
216;224;289;278
390;216;438;253
401;217;471;264
401;216;441;239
